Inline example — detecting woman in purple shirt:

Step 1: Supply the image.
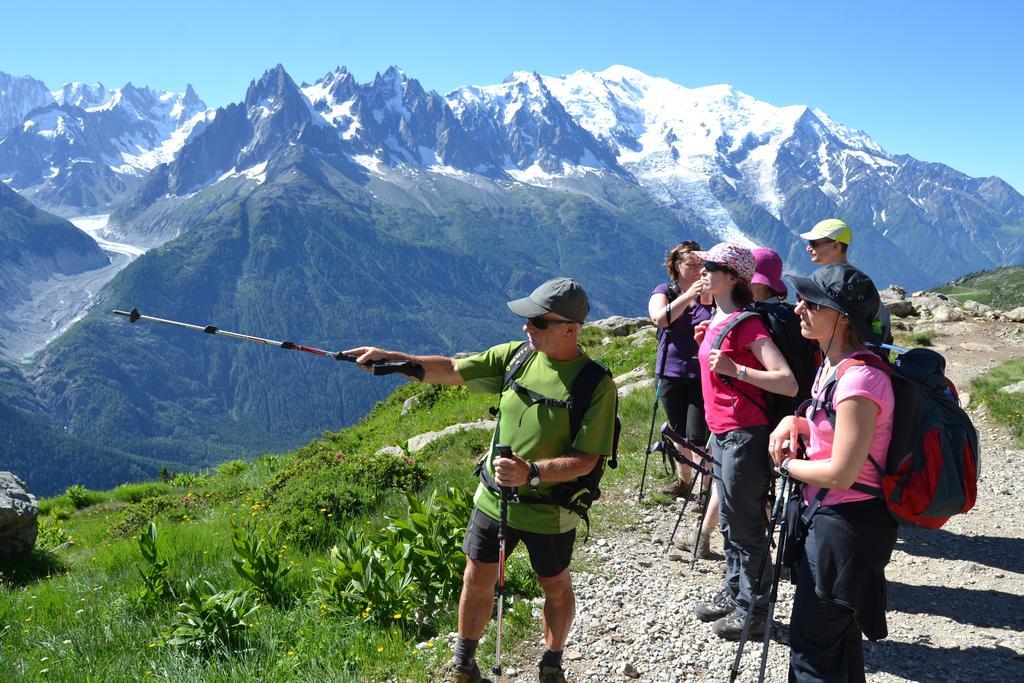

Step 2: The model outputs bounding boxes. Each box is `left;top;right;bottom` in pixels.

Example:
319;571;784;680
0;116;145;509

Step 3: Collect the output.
647;241;713;500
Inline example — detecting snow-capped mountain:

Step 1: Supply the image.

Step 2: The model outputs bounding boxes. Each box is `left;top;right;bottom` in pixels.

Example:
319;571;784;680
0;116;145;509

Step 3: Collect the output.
0;80;211;215
0;72;54;136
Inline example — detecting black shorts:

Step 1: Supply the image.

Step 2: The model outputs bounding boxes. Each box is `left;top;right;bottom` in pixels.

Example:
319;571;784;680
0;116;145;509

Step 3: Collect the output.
659;375;708;444
461;508;576;578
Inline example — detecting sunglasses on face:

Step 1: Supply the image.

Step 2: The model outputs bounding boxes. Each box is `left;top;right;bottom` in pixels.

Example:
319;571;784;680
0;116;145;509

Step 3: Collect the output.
795;295;822;311
528;316;576;329
807;238;835;249
702;261;733;274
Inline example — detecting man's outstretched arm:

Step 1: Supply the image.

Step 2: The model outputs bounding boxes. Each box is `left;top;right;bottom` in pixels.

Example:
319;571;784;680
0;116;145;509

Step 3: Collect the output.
343;346;464;385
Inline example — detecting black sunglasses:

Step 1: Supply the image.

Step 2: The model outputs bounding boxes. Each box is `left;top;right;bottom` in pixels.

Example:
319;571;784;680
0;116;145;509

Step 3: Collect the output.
528;316;577;329
702;261;733;274
795;295;822;311
807;238;835;248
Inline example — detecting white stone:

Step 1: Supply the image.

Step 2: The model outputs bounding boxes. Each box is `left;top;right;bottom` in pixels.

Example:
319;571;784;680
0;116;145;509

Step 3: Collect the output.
406;420;495;453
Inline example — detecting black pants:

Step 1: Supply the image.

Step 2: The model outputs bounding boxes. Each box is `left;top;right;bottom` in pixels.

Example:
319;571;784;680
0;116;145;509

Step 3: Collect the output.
659;375;708;444
789;499;897;682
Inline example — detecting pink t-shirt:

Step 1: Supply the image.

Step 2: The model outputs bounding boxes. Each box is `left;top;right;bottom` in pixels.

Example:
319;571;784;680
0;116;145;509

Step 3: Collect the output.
803;357;895;506
698;311;772;434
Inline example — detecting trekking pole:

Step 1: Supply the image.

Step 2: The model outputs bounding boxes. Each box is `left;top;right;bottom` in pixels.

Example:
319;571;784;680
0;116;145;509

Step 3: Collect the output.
492;444;514;681
638;330;672;500
729;471;788;682
657;425;711;554
757;474;794;682
112;308;424;378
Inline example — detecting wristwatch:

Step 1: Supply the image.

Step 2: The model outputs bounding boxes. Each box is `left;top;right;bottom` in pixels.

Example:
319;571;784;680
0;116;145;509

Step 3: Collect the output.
528;462;541;488
736;365;747;381
780;458;792;477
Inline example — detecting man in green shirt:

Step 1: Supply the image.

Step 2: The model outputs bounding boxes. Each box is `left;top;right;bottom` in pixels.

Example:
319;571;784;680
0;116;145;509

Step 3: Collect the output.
346;277;617;683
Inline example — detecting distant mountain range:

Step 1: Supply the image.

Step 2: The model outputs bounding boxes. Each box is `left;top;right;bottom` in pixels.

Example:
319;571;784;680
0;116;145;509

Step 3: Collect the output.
1;63;1022;496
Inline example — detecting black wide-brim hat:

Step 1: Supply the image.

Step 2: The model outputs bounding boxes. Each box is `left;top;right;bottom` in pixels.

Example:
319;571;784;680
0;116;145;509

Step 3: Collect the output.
787;264;882;344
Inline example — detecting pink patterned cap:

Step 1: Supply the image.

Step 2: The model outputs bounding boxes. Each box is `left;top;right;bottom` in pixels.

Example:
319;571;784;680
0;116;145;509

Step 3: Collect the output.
693;242;755;282
751;247;787;296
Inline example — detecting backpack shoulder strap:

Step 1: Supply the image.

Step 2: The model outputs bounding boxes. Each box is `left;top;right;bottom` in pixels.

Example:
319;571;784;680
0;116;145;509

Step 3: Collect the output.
568;359;617;467
503;341;533;389
711;310;761;350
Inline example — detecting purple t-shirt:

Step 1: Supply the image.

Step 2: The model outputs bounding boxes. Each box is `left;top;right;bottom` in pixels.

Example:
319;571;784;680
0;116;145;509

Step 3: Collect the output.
651;282;713;379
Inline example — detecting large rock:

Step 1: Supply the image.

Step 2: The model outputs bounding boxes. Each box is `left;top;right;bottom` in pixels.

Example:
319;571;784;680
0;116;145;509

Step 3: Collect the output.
1004;307;1024;323
884;299;917;318
0;472;39;560
589;316;653;337
406;420;496;453
962;300;992;316
932;305;965;323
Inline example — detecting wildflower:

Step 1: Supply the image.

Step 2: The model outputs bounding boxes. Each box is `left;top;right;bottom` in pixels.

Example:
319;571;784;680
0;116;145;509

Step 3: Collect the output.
288;650;295;656
147;643;157;649
393;612;402;620
377;646;384;653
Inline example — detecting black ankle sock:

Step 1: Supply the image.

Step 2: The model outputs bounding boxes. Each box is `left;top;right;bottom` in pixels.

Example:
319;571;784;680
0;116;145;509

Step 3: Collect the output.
454;637;479;668
540;648;563;669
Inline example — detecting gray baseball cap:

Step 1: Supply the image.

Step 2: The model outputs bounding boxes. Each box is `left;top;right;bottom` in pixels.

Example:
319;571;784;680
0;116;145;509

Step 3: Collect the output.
507;277;590;322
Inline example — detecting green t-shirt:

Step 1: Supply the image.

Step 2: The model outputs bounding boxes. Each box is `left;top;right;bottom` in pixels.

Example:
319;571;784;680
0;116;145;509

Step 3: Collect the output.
457;341;617;534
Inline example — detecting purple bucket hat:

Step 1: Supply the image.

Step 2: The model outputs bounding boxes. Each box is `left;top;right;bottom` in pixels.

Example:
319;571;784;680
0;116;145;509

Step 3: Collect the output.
693;242;755;282
751;247;788;296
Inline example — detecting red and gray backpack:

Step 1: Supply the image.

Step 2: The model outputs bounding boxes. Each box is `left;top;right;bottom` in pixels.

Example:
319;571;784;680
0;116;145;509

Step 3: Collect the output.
807;348;980;529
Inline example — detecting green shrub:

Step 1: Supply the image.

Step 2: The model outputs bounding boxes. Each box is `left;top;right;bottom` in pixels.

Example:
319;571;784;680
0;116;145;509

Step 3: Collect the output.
107;495;179;538
135;522;174;610
216;459;249;478
170;471;207;488
313;487;476;633
266;450;429;550
230;520;291;606
35;516;71;552
110;481;176;504
49;504;74;521
64;484;102;509
165;579;258;655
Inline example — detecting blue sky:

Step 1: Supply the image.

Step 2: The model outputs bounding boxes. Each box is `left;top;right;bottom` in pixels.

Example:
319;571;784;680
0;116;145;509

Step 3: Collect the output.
3;0;1021;191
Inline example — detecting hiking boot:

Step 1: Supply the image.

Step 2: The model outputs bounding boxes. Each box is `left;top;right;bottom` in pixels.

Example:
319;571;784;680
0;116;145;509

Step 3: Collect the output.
443;658;484;683
694;586;737;622
539;665;568;683
712;608;766;641
688;527;714;559
658;479;689;497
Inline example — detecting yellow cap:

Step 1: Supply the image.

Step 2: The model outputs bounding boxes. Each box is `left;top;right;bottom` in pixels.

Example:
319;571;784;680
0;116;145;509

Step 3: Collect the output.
799;218;852;245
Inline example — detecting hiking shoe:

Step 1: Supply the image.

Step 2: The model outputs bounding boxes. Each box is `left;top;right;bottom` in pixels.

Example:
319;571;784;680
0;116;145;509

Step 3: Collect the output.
539;665;568;683
658;479;690;497
443;658;484;683
689;528;714;559
694;587;737;622
712;608;766;641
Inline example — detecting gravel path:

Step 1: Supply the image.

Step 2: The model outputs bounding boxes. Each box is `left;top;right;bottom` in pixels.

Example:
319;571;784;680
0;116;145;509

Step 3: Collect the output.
507;319;1024;682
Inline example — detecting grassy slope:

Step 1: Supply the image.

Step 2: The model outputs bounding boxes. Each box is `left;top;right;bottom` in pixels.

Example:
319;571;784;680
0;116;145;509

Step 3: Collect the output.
0;326;667;682
935;265;1024;308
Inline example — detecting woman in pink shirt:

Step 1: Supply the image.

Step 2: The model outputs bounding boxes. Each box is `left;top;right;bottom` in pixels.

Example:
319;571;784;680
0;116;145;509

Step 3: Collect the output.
770;264;898;682
690;242;797;641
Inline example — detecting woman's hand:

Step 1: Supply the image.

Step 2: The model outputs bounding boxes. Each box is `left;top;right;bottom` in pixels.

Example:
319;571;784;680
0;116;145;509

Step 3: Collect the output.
683;279;705;302
707;349;737;377
693;320;710;344
768;416;805;465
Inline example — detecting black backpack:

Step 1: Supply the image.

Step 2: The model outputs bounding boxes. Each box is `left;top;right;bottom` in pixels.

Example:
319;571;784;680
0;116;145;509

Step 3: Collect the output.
477;342;620;533
711;302;820;426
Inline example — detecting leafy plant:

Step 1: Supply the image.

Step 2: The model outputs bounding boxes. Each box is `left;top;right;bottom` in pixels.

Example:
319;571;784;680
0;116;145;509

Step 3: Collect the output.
35;516;71;552
230;520;291;606
136;522;173;609
216;459;249;478
64;484;98;509
165;579;258;655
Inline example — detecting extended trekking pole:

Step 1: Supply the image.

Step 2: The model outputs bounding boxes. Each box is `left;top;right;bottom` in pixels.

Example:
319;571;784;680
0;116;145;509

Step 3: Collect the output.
758;473;795;682
657;424;712;554
728;463;792;682
492;444;514;682
112;308;424;378
689;434;716;567
638;329;672;500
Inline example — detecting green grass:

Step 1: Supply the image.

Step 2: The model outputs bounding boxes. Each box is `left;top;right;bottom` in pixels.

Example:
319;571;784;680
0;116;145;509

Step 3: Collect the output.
893;329;938;349
0;325;666;682
936;265;1024;309
971;357;1024;446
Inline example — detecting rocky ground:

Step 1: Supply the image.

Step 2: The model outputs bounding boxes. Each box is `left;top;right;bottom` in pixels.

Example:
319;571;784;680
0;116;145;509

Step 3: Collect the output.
500;318;1024;682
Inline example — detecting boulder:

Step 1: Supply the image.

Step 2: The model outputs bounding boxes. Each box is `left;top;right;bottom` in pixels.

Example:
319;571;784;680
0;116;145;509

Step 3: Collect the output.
374;445;406;458
613;366;648;386
0;472;39;560
884;299;917;318
910;294;953;312
406;420;496;453
589;316;653;337
962;300;992;315
932;305;965;323
999;380;1024;395
1004;307;1024;323
880;284;908;300
401;395;419;417
618;378;655;398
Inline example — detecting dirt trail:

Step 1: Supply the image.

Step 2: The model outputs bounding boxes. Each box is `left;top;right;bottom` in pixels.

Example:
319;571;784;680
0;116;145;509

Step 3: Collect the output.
500;318;1024;682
